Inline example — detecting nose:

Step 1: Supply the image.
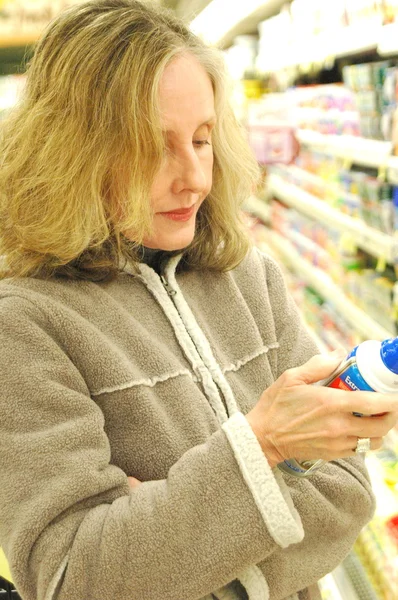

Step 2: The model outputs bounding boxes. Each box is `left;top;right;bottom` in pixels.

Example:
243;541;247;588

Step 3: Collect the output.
172;148;207;195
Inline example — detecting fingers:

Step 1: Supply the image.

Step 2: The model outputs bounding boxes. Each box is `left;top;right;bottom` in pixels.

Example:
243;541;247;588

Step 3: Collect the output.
312;435;384;461
286;349;346;385
348;412;397;438
325;388;398;417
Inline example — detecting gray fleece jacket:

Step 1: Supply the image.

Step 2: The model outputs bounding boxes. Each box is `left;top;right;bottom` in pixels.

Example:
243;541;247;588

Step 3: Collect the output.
0;248;375;600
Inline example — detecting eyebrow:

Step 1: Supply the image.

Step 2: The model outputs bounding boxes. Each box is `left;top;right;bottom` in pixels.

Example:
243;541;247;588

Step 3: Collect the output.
163;115;217;134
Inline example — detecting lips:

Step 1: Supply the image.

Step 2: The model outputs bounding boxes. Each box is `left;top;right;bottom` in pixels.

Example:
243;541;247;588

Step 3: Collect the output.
160;206;195;215
158;205;196;222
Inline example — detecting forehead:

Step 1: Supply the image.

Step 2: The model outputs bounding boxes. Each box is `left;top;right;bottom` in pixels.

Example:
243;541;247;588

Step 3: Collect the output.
158;54;215;130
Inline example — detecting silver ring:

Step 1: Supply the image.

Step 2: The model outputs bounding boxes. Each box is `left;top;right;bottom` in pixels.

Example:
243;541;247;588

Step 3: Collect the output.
355;437;371;454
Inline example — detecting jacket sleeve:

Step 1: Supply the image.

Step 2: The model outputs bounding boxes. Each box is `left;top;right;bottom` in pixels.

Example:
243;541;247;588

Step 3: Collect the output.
0;294;303;600
257;459;375;599
255;250;376;598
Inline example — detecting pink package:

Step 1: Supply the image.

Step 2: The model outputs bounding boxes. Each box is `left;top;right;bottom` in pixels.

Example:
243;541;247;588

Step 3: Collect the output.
248;124;296;165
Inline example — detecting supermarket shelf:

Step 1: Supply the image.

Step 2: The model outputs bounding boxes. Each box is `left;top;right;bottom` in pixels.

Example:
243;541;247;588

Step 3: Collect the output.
243;196;271;223
378;22;398;56
319;572;347;600
328;23;381;59
387;156;398;185
269;230;393;341
268;173;398;263
261;23;382;72
323;564;361;600
191;0;287;48
305;326;329;354
0;34;38;48
259;21;398;72
340;553;379;600
365;454;398;520
297;129;398;185
296;130;392;169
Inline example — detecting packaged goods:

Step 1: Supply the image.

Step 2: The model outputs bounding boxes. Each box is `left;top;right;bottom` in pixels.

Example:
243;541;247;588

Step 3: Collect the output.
383;0;398;23
247;96;297;164
278;337;398;477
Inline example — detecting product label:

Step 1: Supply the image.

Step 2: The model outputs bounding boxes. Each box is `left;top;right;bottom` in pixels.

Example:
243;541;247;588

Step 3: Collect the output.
328;347;375;392
279;344;379;478
328;367;373;391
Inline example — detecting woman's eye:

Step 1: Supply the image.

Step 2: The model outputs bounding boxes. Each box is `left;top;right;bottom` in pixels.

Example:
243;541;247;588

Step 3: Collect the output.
193;140;211;148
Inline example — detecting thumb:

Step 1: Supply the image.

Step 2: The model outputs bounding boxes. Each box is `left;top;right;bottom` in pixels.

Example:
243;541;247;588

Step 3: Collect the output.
294;349;346;385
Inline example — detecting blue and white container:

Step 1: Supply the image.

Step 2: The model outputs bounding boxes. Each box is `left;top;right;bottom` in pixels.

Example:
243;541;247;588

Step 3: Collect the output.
278;338;398;478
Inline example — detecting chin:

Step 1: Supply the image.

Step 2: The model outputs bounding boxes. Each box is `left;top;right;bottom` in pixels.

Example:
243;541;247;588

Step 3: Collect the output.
143;230;195;251
159;238;193;251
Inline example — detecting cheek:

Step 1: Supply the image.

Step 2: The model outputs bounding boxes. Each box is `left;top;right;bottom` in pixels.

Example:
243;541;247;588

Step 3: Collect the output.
204;153;214;192
149;164;169;207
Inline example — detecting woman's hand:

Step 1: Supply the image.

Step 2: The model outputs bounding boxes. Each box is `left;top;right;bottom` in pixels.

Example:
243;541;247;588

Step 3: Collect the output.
246;351;398;468
128;476;142;489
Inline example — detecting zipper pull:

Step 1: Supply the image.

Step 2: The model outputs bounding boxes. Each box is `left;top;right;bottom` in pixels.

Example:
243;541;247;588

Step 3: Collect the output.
160;275;177;296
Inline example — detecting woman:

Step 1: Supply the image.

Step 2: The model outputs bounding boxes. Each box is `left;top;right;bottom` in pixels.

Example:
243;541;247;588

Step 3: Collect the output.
0;2;396;600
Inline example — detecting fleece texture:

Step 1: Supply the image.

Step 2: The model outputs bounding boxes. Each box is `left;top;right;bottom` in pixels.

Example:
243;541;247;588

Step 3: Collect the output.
0;248;375;600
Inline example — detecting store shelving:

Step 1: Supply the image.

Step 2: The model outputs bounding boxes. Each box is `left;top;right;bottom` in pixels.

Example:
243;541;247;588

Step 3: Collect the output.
320;566;361;600
258;21;398;73
243;195;271;223
227;3;398;598
191;0;287;47
248;229;331;353
366;453;398;520
338;554;379;600
0;34;37;48
261;22;383;73
267;172;398;263
376;21;398;56
269;229;393;341
296;130;393;170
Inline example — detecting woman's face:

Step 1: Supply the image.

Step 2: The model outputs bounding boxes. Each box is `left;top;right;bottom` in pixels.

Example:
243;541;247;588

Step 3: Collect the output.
141;54;215;250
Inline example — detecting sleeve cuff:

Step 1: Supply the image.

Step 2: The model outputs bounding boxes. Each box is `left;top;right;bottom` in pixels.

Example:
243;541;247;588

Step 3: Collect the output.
222;412;304;548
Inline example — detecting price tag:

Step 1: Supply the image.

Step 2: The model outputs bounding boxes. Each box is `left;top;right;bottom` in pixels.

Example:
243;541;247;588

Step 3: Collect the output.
342;157;352;171
388;163;398;185
378;164;387;182
376;256;386;272
393;283;398;320
340;232;357;253
392;240;398;264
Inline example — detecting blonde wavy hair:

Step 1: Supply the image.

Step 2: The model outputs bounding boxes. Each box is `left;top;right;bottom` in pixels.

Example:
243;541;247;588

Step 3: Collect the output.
0;0;260;281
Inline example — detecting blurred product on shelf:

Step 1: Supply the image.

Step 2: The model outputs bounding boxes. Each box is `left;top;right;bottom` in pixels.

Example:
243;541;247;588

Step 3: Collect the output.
270;196;398;334
245;74;398;143
246;88;360;142
255;6;292;75
354;437;398;600
223;35;259;83
383;0;398;24
354;520;397;599
282;151;396;234
254;1;391;74
342;60;398;141
232;2;398;598
246;95;297;164
290;85;359;136
0;0;81;38
244;206;398;598
243;209;365;350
